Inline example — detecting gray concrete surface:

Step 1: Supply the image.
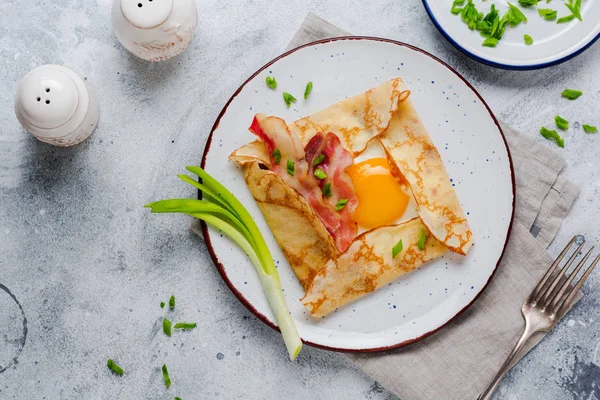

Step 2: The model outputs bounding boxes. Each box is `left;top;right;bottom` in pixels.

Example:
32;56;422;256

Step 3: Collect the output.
0;0;599;399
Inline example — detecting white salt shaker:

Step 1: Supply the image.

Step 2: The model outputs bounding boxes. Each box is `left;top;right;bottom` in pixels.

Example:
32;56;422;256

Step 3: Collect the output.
14;65;99;147
112;0;198;62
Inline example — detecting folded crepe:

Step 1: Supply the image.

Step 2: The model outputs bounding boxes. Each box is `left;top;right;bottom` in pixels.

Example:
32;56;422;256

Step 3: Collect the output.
230;78;473;317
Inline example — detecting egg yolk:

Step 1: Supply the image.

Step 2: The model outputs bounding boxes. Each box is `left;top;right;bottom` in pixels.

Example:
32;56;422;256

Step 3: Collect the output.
346;158;409;229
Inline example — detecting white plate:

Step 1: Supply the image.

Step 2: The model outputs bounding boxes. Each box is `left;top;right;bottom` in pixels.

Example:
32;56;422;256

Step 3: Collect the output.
423;0;600;69
201;38;514;351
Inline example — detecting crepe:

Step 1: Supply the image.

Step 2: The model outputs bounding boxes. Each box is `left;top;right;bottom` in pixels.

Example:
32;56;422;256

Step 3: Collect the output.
290;78;410;156
301;218;447;317
380;98;473;255
241;161;340;289
229;78;473;317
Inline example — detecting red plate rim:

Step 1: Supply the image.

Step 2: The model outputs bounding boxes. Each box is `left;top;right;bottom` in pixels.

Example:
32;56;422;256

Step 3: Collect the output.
199;36;516;353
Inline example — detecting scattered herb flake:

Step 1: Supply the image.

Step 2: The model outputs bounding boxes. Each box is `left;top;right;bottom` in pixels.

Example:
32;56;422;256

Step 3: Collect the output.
314;168;327;180
538;8;557;20
163;318;172;337
562;89;582;100
518;0;538;7
287;159;295;176
162;364;171;388
507;2;527;23
335;199;349;211
312;154;326;166
175;398;182;400
482;37;499;47
451;0;466;14
557;14;576;23
283;92;297;108
524;34;533;45
322;183;332;198
555;115;569;131
304;82;313;100
174;322;197;330
392;239;403;258
565;0;582;21
107;359;124;376
417;229;427;250
169;295;175;310
540;126;565;148
266;76;277;90
272;149;282;164
160;302;165;308
583;124;598;134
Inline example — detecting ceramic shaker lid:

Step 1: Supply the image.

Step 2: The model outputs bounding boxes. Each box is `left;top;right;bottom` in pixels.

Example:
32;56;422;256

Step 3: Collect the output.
15;65;99;147
120;0;174;29
112;0;198;62
16;66;79;130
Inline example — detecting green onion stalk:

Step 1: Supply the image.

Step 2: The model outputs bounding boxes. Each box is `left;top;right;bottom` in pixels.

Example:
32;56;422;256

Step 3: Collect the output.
146;166;302;360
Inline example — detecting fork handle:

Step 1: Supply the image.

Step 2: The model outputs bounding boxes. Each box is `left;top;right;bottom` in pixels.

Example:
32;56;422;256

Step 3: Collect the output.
478;323;535;400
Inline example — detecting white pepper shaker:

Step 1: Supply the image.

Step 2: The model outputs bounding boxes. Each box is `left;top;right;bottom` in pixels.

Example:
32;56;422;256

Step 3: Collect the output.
112;0;198;62
14;65;99;147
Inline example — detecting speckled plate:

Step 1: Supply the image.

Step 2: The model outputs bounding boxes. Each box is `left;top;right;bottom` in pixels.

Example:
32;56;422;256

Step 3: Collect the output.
201;37;515;352
423;0;600;70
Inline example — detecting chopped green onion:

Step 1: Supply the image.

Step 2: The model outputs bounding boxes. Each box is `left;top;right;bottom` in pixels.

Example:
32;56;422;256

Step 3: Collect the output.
518;0;538;7
175;398;182;400
392;239;403;258
283;92;297;107
583;124;598;134
322;183;332;198
524;35;533;45
163;318;172;337
160;302;165;308
452;1;527;48
482;37;499;47
146;167;302;360
174;322;197;330
312;154;326;166
538;8;557;20
314;168;327;180
561;89;582;100
287;159;295;176
107;359;124;376
451;0;466;14
335;199;348;211
565;0;582;21
272;149;282;164
555;116;569;131
540;127;565;148
417;229;427;251
507;3;527;23
304;82;313;100
162;364;171;388
266;76;277;90
169;295;175;310
557;14;576;23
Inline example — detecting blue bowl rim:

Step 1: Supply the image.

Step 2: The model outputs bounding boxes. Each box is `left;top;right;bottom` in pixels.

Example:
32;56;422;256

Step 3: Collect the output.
422;0;600;70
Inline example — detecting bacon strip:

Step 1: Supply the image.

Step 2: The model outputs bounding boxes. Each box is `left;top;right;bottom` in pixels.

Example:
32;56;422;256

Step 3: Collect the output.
249;115;358;251
249;115;342;240
305;133;358;251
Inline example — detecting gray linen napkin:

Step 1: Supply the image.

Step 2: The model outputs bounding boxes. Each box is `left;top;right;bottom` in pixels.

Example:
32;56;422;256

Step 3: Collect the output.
284;13;580;400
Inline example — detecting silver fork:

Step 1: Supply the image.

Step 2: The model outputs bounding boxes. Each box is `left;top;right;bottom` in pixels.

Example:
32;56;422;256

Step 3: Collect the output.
479;236;600;400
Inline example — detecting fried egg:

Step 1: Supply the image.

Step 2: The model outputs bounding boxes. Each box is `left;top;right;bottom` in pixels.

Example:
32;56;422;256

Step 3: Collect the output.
347;140;418;232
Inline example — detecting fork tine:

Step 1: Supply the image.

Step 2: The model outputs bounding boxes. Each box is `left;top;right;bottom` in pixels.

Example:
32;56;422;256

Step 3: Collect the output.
549;247;594;311
536;240;585;305
529;236;577;303
556;253;600;317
